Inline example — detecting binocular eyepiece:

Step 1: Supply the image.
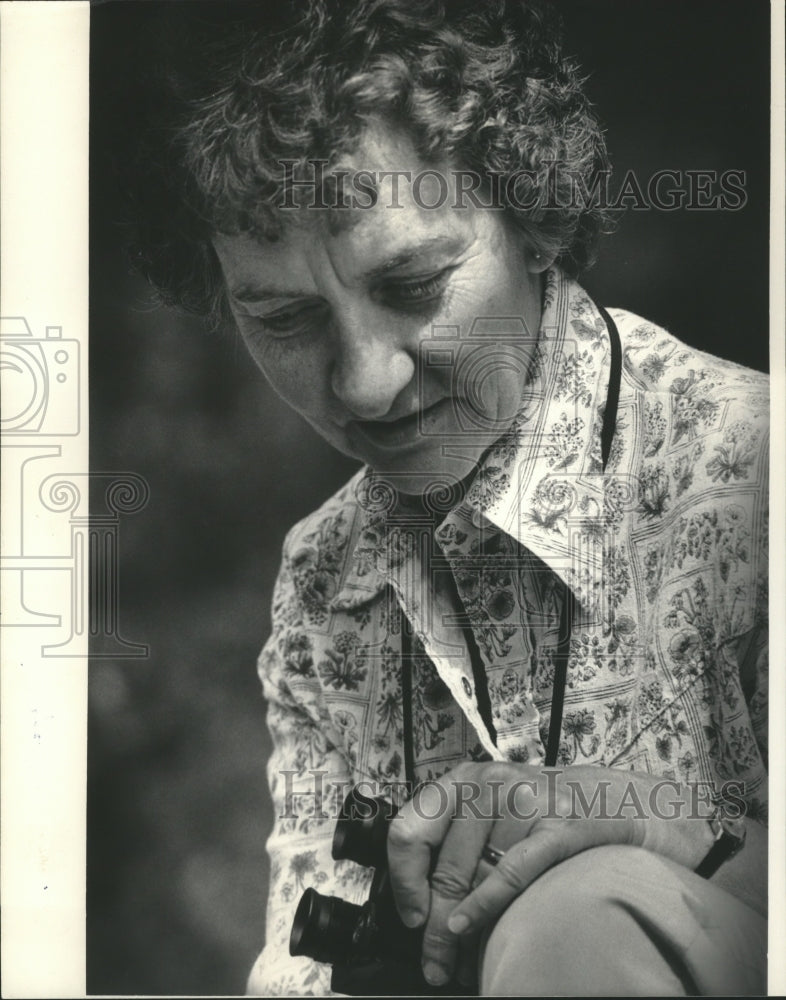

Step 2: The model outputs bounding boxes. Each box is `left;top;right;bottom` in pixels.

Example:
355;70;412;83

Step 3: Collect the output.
331;783;394;870
289;785;473;996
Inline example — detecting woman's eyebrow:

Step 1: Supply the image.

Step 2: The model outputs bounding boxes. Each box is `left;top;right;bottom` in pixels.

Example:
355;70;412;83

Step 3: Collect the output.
230;234;466;303
230;284;313;304
361;234;466;282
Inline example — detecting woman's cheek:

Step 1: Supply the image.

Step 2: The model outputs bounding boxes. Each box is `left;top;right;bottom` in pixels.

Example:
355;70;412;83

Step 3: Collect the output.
438;276;487;322
253;336;337;425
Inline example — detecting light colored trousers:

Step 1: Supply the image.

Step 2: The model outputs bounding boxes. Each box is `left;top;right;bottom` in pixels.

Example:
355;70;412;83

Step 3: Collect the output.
480;845;767;996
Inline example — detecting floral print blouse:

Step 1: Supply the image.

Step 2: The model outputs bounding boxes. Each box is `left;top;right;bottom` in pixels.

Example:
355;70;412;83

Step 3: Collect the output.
246;268;769;996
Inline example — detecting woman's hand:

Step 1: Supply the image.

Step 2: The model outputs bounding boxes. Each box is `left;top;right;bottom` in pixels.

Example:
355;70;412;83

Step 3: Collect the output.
386;761;719;986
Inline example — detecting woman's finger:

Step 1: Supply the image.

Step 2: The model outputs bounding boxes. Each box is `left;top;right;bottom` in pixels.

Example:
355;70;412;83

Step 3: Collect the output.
387;778;455;927
447;823;571;935
418;787;495;983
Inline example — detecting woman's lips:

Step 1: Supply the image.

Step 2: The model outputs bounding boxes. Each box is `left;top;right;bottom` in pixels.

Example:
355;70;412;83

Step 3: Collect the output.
350;398;453;452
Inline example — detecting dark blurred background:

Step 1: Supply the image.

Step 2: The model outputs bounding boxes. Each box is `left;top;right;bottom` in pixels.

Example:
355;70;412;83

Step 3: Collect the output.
88;1;770;994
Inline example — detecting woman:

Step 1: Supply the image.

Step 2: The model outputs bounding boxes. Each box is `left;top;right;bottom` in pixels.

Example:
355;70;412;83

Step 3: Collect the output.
128;1;769;994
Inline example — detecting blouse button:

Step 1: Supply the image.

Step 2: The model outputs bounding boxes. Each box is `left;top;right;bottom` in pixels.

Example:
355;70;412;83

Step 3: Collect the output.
461;677;472;698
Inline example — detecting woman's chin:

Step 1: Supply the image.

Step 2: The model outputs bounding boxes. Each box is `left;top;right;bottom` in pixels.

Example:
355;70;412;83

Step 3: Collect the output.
364;447;483;499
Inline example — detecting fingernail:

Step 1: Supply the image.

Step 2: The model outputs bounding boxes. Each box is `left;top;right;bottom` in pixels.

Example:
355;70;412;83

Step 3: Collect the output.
423;962;449;986
400;908;424;928
448;913;470;935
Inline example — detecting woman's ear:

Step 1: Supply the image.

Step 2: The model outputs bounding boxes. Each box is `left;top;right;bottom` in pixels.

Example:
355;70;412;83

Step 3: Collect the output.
525;247;556;274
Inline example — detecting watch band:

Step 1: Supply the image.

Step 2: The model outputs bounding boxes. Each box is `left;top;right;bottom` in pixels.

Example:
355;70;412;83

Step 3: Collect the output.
694;808;746;879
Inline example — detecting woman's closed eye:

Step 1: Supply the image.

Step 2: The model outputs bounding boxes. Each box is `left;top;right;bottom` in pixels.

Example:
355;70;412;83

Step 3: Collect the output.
242;269;456;338
379;267;456;310
249;300;328;337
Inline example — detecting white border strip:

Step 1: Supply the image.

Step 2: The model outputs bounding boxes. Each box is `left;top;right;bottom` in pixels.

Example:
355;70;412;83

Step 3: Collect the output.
0;2;89;996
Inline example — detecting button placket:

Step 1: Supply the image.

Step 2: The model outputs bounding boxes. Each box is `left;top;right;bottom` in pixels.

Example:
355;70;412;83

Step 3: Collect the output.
389;550;502;762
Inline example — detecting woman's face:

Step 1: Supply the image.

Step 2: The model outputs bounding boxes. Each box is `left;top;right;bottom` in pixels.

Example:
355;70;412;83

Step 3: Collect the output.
213;126;546;495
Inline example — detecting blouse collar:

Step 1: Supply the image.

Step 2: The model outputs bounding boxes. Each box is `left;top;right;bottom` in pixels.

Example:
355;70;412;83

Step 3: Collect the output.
332;267;617;613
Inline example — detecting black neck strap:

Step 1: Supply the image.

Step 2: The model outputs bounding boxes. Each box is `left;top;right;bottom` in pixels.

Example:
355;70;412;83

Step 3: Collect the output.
598;304;622;474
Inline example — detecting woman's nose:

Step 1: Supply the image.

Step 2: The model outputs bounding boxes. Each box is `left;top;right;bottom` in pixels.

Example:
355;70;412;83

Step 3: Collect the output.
330;314;415;419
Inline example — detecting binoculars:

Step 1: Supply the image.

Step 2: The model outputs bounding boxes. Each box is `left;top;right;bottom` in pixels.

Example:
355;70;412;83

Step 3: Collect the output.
289;786;474;996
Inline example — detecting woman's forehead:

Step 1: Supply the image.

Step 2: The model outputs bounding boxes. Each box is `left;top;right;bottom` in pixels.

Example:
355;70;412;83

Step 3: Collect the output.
213;129;484;296
334;121;423;175
213;206;475;302
283;123;467;225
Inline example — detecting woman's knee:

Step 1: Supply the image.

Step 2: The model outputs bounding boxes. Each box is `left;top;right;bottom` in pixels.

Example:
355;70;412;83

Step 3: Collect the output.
483;845;650;945
479;846;686;996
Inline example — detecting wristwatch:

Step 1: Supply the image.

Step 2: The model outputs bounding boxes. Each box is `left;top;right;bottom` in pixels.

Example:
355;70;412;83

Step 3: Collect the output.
694;807;747;879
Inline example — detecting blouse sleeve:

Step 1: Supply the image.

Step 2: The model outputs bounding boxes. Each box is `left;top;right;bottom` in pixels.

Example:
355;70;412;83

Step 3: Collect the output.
246;536;372;997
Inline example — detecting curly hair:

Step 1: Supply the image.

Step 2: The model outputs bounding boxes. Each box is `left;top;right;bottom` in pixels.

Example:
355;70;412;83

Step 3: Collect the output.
128;0;611;323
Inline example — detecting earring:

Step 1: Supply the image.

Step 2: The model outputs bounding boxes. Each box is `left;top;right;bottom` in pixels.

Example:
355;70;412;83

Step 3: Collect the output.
533;251;542;260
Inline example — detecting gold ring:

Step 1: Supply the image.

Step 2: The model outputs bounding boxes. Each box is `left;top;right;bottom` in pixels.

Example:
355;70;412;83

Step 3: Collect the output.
480;843;505;866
